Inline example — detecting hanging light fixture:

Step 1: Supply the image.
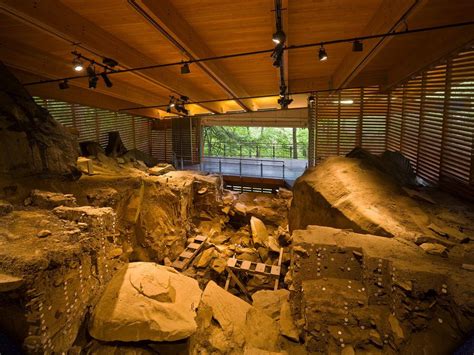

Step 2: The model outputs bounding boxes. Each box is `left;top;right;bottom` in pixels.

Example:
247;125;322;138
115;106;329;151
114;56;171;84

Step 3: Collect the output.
352;40;363;52
72;56;84;72
272;30;286;45
318;45;328;61
87;65;98;89
100;71;113;88
180;62;191;74
59;79;69;90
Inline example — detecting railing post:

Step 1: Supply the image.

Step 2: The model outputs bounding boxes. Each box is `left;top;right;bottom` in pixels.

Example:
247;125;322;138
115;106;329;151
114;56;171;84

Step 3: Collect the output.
260;162;263;177
272;145;275;159
239;160;242;176
223;144;226;157
240;145;242;158
219;159;222;174
283;162;285;179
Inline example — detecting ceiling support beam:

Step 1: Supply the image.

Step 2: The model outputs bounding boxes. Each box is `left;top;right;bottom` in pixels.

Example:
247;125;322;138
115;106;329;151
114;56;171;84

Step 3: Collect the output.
136;0;253;112
0;0;222;114
331;0;426;90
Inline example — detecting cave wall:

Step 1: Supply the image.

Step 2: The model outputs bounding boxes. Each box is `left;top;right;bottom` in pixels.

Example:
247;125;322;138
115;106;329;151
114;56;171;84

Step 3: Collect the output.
0;62;80;179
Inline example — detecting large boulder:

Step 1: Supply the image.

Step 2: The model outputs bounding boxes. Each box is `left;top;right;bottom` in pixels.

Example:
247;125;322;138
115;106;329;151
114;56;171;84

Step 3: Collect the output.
0;61;80;179
289;155;431;239
89;262;202;342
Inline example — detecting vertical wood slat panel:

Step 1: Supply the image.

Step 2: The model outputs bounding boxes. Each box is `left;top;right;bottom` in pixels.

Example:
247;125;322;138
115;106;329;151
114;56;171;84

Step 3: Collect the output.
34;96;150;152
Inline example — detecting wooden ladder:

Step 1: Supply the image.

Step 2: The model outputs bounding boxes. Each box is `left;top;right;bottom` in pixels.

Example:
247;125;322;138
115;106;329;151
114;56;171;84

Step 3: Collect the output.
172;235;207;271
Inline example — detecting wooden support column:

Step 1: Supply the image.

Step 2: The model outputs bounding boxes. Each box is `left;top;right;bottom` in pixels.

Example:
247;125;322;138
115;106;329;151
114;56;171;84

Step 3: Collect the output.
439;58;453;181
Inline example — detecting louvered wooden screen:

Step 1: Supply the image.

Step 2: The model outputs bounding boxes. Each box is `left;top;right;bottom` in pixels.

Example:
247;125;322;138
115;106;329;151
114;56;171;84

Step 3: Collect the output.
386;47;474;198
151;120;173;163
34;97;152;153
309;87;389;162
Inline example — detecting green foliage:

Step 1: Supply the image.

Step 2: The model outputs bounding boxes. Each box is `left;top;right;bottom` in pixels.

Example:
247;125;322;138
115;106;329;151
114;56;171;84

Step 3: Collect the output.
203;126;308;159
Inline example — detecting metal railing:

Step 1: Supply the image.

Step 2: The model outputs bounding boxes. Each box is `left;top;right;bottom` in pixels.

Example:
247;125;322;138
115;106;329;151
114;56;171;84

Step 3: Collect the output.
204;142;307;160
199;157;288;179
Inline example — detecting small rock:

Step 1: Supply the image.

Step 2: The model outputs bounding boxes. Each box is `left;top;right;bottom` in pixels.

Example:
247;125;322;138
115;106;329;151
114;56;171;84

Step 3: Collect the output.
388;314;404;340
211;258;227;274
0;200;13;217
250;216;269;247
341;345;355;355
293;245;309;257
37;230;52;238
163;257;172;267
419;243;447;257
197;187;208;195
280;301;299;341
462;263;474;271
195;248;216;268
108;248;123;259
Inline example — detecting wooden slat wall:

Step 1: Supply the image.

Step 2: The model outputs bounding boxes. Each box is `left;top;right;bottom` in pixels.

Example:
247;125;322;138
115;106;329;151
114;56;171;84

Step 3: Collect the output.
386;47;474;197
34;97;152;152
151;120;173;163
309;87;389;162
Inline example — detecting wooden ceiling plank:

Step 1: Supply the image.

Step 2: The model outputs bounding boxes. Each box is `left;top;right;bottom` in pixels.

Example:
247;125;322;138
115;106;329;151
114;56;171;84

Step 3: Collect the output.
0;0;223;113
331;0;424;90
138;0;253;112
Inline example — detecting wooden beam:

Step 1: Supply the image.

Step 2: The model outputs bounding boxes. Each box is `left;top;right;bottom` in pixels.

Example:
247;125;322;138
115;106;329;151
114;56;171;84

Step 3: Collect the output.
0;0;223;113
331;0;423;90
137;0;253;112
0;42;164;108
381;30;474;92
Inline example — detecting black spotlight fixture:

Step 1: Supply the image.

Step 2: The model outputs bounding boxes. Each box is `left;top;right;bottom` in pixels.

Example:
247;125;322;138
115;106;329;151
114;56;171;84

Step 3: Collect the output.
272;30;286;45
100;71;113;88
318;45;328;61
278;94;293;109
180;62;191;74
167;96;176;113
271;43;284;68
87;65;99;89
175;95;189;115
308;95;315;103
59;79;69;90
102;57;119;68
352;40;363;52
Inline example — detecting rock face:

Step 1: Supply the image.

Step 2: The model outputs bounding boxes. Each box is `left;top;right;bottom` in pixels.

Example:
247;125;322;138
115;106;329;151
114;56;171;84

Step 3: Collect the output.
289;155;431;239
190;281;282;354
89;262;202;342
0;61;80;178
0;199;13;216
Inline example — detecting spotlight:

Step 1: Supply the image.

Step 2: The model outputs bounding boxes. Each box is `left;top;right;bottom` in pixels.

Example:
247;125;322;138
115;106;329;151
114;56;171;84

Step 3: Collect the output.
272;30;286;45
167;96;176;113
72;56;83;72
180;62;191;74
59;80;69;90
352;40;363;52
100;72;113;88
319;45;328;61
308;95;315;103
102;57;119;68
278;94;293;109
87;65;98;89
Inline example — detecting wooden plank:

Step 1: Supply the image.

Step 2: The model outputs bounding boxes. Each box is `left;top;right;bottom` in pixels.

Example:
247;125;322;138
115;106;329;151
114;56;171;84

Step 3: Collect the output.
188;243;201;250
226;268;252;302
241;260;251;270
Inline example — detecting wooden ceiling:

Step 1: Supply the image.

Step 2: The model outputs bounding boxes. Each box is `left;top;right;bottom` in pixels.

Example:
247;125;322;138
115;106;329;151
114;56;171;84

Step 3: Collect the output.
0;0;473;119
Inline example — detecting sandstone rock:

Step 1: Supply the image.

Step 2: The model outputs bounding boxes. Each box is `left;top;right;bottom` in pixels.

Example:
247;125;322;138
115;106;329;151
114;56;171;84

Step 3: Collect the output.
268;236;281;253
211;258;227;274
195;248;216;268
250;216;269;247
252;289;290;320
194;281;282;353
419;243;447;257
148;164;175;176
279;301;299;341
388;314;404;340
341;345;356;355
0;272;23;292
86;187;119;207
30;189;77;209
37;229;52;238
89;262;202;342
53;206;115;232
0;62;80;179
0;200;13;217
